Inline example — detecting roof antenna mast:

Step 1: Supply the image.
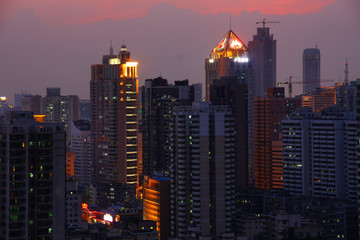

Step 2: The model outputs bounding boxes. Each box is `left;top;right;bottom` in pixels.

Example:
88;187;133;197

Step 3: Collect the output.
110;39;114;55
230;16;232;30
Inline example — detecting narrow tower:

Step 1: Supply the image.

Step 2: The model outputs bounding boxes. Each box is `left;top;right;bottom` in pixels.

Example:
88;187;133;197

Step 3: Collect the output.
90;44;139;198
248;24;277;97
303;47;321;94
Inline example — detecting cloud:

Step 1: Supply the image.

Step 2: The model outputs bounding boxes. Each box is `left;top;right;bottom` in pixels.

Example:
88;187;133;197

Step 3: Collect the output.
1;0;336;26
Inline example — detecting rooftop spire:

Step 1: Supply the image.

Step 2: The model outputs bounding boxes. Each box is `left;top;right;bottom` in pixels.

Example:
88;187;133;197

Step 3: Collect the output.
110;40;114;55
121;40;126;50
230;16;232;30
344;58;349;85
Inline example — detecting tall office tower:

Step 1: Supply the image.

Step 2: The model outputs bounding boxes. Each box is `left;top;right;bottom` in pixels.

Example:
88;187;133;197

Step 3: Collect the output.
143;176;171;240
42;88;80;149
0;111;65;239
170;102;235;238
254;87;301;189
71;119;91;186
206;29;255;185
205;30;252;101
303;47;320;94
210;76;249;188
356;79;360;237
301;87;336;112
79;99;91;121
142;77;202;180
282;108;357;200
248;26;277;97
90;44;138;186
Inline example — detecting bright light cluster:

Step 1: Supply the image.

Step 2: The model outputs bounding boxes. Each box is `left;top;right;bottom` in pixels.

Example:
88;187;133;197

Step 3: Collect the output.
209;59;214;63
109;58;120;65
230;39;242;49
234;57;249;63
103;213;113;222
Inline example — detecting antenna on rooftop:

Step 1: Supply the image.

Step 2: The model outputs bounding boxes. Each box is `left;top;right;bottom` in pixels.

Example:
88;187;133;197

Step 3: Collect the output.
110;40;114;55
344;58;349;85
230;16;232;30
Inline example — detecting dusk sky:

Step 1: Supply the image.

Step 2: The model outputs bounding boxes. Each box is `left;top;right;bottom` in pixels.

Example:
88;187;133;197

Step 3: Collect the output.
0;0;359;102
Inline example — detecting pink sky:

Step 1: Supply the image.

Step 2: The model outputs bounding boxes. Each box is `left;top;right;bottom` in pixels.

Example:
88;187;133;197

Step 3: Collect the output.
1;0;336;26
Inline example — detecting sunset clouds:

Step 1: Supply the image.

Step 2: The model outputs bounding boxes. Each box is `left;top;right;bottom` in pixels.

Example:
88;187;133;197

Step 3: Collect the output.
1;0;336;26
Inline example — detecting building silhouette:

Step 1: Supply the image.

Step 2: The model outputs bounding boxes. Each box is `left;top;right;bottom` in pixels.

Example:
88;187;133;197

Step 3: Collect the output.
141;77;201;180
206;29;255;186
282;108;357;200
254;87;301;189
248;26;277;97
0;111;65;239
170;102;235;237
210;76;249;188
303;47;320;94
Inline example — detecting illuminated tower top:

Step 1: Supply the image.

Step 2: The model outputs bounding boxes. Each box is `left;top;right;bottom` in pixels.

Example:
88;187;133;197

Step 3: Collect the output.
211;30;248;59
205;29;251;101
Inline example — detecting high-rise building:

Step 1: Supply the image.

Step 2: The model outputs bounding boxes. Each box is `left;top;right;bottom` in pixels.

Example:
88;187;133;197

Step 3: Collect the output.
210;76;249;188
248;26;277;97
71;119;91;186
206;29;255;186
254;87;301;189
282;108;357;200
356;79;360;237
141;77;201;179
42;88;80;149
0;111;65;239
90;44;138;186
143;176;171;240
303;47;320;94
170;102;235;237
205;29;252;101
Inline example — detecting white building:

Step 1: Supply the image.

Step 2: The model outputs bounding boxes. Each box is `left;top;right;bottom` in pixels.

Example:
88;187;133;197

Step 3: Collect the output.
71;120;91;186
282;108;357;200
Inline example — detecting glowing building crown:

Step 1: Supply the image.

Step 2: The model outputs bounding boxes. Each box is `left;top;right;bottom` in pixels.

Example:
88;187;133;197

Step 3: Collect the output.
211;30;248;59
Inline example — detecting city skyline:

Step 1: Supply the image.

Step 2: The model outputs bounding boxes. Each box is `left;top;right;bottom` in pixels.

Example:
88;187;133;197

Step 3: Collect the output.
0;0;360;102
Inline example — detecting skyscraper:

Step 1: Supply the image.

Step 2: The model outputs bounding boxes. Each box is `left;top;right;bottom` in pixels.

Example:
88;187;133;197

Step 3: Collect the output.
170;102;235;237
141;77;201;179
248;26;277;97
303;47;320;94
206;29;255;186
282;108;357;200
90;44;138;186
42;88;80;150
254;87;301;189
0;111;66;239
205;30;252;101
210;76;249;188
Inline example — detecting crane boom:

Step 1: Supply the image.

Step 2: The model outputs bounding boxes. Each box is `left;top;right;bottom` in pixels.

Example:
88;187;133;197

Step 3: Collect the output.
256;18;280;28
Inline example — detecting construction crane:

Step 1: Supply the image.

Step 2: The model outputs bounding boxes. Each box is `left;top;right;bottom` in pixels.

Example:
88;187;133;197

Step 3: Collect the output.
256;18;280;28
278;77;335;98
277;76;301;98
